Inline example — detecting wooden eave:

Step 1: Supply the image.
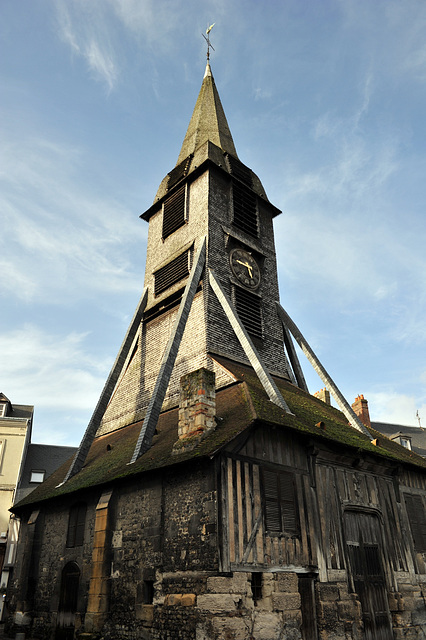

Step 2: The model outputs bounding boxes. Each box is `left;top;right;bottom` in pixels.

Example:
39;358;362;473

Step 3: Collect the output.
141;154;281;223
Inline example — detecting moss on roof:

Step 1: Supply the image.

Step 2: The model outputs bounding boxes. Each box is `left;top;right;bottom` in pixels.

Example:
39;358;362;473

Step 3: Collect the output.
13;356;426;512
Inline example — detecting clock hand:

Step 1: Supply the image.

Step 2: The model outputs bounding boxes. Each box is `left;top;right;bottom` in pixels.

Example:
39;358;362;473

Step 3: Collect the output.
236;259;253;277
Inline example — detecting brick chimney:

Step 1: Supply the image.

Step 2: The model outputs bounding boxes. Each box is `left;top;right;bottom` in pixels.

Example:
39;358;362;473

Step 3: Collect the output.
178;368;216;441
314;388;331;405
351;394;371;429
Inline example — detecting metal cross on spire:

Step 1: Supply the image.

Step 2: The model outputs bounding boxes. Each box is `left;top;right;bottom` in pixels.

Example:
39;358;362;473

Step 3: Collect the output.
202;23;215;61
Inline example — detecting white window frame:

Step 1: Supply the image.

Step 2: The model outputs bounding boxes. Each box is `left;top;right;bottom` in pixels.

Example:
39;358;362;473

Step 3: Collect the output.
30;470;46;483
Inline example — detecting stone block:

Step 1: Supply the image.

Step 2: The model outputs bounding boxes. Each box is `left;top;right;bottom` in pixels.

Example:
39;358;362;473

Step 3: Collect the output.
271;592;301;611
337;600;359;620
207;573;250;594
91;546;105;564
275;572;298;593
165;593;182;606
135;604;154;623
206;617;249;640
318;584;339;601
181;594;196;606
318;602;338;627
197;593;239;612
252;612;284;639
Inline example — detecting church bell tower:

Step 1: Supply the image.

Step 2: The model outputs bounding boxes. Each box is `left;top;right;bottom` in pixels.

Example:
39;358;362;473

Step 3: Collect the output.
94;62;294;444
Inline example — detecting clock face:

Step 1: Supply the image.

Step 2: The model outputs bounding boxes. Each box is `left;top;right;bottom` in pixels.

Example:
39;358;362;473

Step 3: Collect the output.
229;248;261;289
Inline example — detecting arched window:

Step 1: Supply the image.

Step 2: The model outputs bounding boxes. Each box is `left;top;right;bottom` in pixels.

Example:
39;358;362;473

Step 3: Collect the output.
66;503;86;548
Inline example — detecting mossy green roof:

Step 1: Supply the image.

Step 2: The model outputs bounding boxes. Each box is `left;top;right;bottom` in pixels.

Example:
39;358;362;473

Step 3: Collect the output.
13;356;426;512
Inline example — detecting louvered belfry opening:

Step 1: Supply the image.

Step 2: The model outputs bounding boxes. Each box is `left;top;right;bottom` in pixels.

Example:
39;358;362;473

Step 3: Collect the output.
226;154;258;238
154;250;190;297
262;468;299;536
232;181;258;238
227;154;253;186
234;286;263;340
162;184;186;239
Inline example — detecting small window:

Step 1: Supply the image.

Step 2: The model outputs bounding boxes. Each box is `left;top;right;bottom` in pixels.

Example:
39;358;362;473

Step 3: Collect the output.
250;572;263;604
143;580;154;604
405;494;426;552
0;404;6;417
262;467;299;536
66;503;87;548
162;185;186;239
154;250;190;297
234;286;263;339
30;470;45;483
399;437;411;450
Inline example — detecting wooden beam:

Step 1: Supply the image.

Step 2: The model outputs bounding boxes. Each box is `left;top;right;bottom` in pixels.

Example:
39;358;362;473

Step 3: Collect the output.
276;303;372;438
130;238;206;463
209;269;292;414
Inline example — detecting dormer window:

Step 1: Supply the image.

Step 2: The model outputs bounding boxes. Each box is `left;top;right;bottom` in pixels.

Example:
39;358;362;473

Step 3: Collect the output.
399;436;411;450
0;404;6;417
30;470;46;483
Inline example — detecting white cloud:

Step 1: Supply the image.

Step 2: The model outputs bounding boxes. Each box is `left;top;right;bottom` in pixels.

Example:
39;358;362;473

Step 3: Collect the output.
86;38;118;92
368;390;426;428
0;325;108;411
0;128;146;303
56;1;119;91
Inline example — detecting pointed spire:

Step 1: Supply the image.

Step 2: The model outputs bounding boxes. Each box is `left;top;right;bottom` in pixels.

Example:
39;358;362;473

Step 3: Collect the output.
176;63;238;165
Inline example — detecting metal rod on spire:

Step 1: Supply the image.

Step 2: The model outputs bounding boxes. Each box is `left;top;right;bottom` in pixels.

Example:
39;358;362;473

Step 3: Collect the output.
202;23;215;61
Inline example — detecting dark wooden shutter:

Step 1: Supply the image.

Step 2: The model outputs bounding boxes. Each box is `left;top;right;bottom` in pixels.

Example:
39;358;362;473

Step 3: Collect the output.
405;494;426;552
279;472;298;533
232;181;258;237
234;287;262;339
154;250;190;296
162;185;186;238
263;469;282;532
263;468;298;535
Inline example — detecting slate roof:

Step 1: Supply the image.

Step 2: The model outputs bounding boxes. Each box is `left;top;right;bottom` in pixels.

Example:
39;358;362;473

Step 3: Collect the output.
177;63;238;165
371;421;426;458
12;356;426;513
15;443;78;504
147;64;274;211
0;397;33;421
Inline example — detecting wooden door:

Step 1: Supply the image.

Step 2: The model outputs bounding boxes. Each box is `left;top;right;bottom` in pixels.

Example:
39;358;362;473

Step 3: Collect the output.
55;562;80;640
344;512;392;640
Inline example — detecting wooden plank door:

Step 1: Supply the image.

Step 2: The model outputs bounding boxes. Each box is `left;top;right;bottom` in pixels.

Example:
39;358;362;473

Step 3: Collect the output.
344;512;392;640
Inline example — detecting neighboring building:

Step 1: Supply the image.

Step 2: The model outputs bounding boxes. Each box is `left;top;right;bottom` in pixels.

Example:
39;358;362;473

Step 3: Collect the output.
0;394;77;619
350;394;426;458
371;424;426;458
0;394;33;572
8;63;426;640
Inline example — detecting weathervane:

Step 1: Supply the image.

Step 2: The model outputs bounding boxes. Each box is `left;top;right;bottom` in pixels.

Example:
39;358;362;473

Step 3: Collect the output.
202;23;215;61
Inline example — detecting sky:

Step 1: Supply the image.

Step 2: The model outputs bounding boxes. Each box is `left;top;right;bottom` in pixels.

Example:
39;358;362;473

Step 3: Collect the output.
1;0;426;446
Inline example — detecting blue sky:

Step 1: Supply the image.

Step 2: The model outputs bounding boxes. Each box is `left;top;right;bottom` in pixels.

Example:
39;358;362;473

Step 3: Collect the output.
1;0;426;445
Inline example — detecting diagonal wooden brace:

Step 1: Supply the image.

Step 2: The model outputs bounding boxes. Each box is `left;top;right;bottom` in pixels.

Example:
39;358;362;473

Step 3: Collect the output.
209;270;292;414
276;303;372;438
130;238;207;463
